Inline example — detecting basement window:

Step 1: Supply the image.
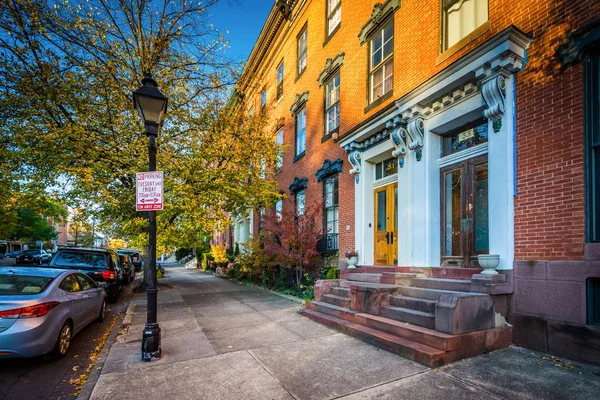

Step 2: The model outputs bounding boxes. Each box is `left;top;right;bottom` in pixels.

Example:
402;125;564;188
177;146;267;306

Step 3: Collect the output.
588;278;600;326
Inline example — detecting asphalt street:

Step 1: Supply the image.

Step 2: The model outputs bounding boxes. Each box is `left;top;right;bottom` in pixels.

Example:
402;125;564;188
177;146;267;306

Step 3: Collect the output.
0;276;133;400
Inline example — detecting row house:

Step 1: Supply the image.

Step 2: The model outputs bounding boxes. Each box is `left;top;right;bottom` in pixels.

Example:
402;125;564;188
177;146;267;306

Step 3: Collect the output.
235;0;600;366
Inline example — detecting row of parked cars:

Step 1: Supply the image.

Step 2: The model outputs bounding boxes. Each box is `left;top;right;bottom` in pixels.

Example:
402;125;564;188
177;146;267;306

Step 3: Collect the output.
0;247;143;360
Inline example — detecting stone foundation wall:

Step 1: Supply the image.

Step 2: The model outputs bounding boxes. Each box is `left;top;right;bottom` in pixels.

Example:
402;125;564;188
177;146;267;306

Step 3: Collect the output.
509;258;600;365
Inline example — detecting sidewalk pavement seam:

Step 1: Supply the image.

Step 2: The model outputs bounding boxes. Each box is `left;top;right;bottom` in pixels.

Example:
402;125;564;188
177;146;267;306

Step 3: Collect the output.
175;287;219;357
246;349;299;400
327;369;431;400
437;370;505;399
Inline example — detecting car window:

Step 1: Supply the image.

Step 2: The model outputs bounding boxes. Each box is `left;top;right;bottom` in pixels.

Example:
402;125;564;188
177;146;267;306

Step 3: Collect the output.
76;274;95;291
0;275;54;295
53;252;107;269
24;250;38;255
59;275;82;292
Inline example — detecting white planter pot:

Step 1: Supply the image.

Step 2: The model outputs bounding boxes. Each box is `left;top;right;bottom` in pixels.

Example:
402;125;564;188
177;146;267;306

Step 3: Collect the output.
478;254;500;275
347;256;358;269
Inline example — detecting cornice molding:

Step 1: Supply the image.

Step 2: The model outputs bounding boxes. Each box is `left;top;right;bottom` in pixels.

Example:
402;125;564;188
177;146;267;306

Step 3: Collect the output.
387;117;408;167
289;176;308;194
358;0;400;45
316;159;343;182
556;17;600;69
290;90;309;115
317;52;345;87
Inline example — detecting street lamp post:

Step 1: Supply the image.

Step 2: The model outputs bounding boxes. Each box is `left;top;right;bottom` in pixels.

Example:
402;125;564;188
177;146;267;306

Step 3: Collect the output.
133;74;168;361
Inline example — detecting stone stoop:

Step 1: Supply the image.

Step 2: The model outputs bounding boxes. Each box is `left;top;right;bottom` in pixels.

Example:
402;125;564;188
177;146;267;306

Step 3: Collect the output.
299;306;512;368
304;274;513;367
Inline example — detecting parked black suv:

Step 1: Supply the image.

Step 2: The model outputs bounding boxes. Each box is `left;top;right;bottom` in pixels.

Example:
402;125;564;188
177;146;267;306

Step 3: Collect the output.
49;247;123;302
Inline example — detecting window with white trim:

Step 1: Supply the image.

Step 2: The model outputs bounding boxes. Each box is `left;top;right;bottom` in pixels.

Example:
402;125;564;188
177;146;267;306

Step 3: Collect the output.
296;107;306;156
442;0;488;51
325;72;340;136
324;175;339;236
327;0;341;36
295;189;305;217
298;27;307;75
277;62;284;99
275;200;282;221
276;128;284;169
370;21;393;102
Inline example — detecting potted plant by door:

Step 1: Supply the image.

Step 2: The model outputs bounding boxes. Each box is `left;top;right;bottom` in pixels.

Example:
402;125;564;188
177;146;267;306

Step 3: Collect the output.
345;250;359;268
477;254;500;275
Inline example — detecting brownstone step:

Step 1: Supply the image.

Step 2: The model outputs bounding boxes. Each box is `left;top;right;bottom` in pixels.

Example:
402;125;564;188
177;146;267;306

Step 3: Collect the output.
379;306;436;329
342;322;447;368
331;286;350;297
353;313;455;351
389;295;436;313
322;293;351;308
397;285;482;301
346;273;382;283
299;307;446;368
305;301;356;321
409;277;473;292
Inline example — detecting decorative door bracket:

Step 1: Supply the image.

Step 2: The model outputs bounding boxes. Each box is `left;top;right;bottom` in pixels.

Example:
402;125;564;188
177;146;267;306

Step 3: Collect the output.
481;75;506;133
387;117;408;167
348;151;362;183
406;117;425;161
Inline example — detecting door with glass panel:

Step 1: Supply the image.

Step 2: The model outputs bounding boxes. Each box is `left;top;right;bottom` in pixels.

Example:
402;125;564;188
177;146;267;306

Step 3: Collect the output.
440;155;488;267
374;183;398;266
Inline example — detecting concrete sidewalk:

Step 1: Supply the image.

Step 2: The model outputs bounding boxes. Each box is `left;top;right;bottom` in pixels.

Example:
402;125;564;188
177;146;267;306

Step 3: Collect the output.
89;267;600;400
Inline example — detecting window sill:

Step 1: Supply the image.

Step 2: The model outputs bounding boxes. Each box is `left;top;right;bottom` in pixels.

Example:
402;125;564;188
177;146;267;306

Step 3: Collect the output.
364;90;393;114
295;68;306;83
323;23;341;47
322;128;339;143
436;21;490;65
293;152;306;163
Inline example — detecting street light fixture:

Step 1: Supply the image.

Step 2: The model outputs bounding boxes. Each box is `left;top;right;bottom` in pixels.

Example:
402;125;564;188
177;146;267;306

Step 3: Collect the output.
133;74;168;361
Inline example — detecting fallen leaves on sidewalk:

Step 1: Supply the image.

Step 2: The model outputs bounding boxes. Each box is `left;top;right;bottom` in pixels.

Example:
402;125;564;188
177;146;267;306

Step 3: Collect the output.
539;356;580;371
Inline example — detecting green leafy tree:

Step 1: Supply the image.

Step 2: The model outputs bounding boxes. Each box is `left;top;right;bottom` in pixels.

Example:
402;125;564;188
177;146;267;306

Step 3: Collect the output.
0;0;281;249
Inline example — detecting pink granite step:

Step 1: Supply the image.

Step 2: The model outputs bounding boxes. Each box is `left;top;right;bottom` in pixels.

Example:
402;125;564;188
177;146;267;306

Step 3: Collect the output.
305;301;356;321
331;286;350;297
345;273;382;283
409;277;473;292
379;306;436;329
389;295;437;313
321;293;351;308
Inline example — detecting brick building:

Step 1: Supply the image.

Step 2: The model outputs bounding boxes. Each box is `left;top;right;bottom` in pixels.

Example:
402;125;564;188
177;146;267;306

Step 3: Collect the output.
235;0;600;365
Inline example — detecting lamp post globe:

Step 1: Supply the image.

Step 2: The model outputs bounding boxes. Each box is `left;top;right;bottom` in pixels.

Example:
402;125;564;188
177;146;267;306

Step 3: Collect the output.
133;74;167;361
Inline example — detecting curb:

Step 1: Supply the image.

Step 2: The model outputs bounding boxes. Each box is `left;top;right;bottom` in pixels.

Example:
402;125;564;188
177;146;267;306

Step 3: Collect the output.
77;275;142;400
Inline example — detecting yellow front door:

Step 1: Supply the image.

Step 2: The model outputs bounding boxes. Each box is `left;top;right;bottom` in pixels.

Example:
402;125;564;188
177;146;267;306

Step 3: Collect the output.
374;183;398;266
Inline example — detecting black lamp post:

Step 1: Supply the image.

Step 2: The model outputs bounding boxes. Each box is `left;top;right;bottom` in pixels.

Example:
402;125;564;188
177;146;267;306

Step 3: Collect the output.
133;74;168;361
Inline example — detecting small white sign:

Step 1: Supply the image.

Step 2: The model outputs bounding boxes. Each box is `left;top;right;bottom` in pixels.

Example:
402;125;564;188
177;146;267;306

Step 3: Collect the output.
136;171;164;211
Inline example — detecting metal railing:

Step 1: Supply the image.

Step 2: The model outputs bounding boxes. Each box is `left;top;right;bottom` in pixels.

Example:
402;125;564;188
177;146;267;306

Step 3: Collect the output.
317;233;338;254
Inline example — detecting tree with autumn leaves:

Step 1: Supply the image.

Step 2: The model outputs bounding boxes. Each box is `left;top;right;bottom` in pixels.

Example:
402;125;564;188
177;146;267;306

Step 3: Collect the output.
0;0;281;249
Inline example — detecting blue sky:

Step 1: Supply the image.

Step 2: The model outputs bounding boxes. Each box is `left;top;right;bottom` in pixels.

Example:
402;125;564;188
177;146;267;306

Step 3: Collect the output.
210;0;274;62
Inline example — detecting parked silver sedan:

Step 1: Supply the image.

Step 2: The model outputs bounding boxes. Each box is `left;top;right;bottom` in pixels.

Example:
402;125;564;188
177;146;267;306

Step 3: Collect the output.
0;267;107;359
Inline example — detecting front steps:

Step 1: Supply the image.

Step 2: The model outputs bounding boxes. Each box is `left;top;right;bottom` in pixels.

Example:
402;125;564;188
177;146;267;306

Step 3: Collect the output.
304;269;513;367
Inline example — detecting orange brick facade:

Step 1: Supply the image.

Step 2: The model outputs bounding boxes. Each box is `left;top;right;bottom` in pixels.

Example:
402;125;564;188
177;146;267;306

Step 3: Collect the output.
238;0;599;263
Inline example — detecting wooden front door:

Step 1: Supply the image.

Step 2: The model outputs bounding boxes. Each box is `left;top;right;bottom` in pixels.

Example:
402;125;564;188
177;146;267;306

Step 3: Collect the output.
440;155;489;267
374;183;398;266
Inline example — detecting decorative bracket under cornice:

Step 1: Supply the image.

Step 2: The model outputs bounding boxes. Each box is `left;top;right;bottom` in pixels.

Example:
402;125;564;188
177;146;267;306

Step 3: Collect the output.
289;176;308;194
318;52;345;87
556;17;600;69
387;117;408;167
481;75;507;133
276;0;297;20
358;0;400;45
290;91;309;115
348;151;362;184
316;159;343;182
406;118;425;161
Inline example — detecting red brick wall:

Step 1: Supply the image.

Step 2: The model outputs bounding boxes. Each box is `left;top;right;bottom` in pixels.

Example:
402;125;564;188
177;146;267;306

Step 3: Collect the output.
240;0;600;261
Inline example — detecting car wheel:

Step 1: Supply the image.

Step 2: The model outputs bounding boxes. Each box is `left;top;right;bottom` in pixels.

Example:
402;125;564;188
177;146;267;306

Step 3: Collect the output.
97;300;107;322
46;321;72;360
